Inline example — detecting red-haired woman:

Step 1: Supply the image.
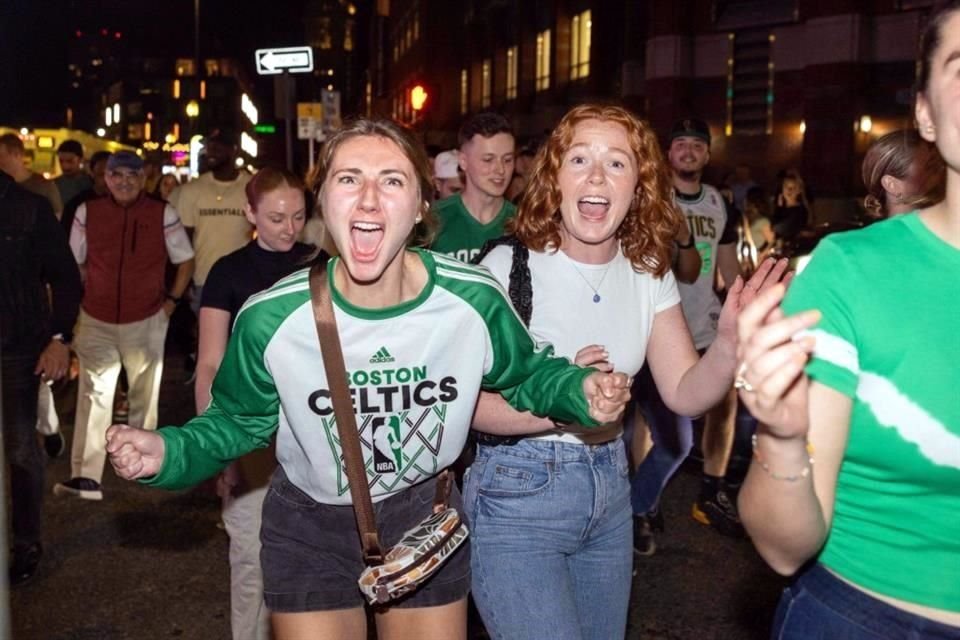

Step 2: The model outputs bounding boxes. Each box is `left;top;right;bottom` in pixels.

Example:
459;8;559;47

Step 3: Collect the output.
464;103;785;639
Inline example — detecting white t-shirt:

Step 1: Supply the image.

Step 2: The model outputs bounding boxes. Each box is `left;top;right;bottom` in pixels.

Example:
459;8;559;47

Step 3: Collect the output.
481;244;681;443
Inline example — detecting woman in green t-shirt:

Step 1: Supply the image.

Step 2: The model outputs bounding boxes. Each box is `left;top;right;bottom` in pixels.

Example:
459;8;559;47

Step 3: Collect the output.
735;3;960;637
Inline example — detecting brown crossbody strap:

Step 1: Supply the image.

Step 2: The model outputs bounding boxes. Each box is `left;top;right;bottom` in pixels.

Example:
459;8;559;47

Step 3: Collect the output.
308;261;384;564
308;259;456;566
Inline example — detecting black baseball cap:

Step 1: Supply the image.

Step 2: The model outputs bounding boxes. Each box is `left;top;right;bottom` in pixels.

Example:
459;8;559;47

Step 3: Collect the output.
205;127;238;146
57;140;84;156
669;118;711;146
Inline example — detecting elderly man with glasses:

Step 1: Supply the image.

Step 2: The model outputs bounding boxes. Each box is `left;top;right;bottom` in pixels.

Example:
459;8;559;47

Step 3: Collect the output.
54;151;194;501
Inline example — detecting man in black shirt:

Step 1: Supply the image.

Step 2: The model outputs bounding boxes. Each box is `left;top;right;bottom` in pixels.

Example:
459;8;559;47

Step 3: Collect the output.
0;171;82;586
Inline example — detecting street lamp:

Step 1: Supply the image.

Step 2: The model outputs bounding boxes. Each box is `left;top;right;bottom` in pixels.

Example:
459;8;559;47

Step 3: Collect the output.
186;100;200;118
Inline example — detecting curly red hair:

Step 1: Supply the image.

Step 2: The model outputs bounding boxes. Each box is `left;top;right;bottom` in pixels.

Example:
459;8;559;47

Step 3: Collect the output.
508;104;683;276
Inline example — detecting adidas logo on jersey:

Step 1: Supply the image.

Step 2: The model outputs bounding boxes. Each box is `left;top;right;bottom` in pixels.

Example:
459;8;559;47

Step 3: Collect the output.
369;347;395;364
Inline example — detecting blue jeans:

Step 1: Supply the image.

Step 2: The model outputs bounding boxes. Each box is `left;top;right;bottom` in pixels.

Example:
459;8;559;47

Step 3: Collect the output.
463;439;633;640
773;564;960;639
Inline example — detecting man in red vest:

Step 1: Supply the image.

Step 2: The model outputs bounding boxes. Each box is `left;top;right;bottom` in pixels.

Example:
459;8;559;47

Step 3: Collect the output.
54;151;194;500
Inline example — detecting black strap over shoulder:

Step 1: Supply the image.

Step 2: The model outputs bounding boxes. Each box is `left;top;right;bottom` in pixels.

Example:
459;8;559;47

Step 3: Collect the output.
471;235;532;328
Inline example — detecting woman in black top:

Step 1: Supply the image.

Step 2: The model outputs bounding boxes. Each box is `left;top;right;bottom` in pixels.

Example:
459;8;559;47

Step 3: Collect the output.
194;166;316;640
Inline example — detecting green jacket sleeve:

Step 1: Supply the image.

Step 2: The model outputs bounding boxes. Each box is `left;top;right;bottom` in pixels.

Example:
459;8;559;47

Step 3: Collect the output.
141;305;281;490
472;279;597;427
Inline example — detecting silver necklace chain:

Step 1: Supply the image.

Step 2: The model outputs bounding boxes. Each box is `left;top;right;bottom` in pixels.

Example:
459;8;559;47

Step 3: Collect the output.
567;258;613;303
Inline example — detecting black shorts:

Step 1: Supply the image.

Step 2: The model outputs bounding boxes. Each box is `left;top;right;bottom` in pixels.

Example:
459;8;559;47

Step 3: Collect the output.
260;468;471;612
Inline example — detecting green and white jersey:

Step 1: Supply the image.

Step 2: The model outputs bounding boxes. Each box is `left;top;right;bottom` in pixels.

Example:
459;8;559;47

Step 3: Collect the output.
783;213;960;611
146;249;595;505
675;185;732;349
430;194;516;263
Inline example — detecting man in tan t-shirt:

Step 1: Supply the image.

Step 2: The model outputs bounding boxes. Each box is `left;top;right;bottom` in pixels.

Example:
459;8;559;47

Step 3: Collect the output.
168;128;252;311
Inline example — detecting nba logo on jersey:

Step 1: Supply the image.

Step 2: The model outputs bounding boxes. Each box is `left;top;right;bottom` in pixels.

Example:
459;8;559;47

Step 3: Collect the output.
372;415;403;473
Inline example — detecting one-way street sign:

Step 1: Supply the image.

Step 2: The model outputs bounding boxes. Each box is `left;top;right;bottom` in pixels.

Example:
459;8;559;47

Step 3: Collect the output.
255;46;314;75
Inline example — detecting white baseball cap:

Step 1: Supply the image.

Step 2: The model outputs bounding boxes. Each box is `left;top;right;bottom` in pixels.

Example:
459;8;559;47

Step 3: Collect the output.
434;150;460;179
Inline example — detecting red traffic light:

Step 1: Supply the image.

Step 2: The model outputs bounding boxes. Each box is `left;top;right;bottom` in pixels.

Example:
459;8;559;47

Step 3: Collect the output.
411;85;428;111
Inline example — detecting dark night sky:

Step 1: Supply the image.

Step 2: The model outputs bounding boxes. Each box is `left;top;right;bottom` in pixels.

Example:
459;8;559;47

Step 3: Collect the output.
1;0;310;127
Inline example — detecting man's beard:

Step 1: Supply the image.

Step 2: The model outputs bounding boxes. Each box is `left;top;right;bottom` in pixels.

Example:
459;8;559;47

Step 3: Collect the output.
675;169;700;182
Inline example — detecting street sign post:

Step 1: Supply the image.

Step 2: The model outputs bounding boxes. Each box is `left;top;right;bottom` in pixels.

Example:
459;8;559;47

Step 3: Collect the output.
257;46;314;170
255;47;314;75
297;102;323;140
298;102;325;172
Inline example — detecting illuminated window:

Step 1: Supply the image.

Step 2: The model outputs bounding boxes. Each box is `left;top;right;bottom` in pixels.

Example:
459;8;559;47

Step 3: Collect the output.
175;58;196;76
482;59;492;108
506;46;518;100
344;19;355;51
205;59;220;76
570;10;592;80
315;18;333;49
536;29;551;91
172;79;181;99
460;69;468;115
365;80;372;116
414;10;420;41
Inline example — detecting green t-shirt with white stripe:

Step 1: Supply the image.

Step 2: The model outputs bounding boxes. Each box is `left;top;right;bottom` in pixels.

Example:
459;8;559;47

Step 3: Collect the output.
783;213;960;611
145;249;595;505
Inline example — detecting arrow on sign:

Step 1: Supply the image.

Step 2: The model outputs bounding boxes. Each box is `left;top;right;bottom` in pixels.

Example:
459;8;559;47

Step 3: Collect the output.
255;47;314;75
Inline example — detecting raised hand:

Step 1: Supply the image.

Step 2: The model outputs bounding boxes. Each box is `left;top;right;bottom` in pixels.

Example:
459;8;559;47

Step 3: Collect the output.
582;371;631;425
105;425;166;481
717;257;791;344
574;344;613;373
735;283;819;440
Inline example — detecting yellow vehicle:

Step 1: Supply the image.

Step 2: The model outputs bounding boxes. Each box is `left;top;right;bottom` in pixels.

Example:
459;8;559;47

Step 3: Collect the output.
0;127;136;178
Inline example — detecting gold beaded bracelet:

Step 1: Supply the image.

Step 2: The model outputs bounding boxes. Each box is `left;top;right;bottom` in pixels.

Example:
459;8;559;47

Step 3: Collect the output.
751;433;815;482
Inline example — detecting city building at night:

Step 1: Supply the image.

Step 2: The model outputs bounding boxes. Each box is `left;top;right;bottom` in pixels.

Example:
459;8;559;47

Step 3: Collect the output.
365;0;938;217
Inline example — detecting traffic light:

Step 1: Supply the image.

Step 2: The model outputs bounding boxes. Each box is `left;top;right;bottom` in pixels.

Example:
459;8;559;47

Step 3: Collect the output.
411;85;428;111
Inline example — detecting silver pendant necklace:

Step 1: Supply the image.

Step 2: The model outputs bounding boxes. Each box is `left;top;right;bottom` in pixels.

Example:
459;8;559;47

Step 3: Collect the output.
567;258;613;303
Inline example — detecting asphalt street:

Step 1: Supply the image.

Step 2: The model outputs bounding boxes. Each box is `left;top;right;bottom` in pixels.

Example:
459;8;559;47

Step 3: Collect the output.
9;349;787;640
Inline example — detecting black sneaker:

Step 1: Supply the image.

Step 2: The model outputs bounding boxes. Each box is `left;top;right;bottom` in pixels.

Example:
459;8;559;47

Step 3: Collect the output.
53;477;103;501
43;432;65;458
692;488;746;538
633;516;657;556
632;507;663;557
9;543;42;587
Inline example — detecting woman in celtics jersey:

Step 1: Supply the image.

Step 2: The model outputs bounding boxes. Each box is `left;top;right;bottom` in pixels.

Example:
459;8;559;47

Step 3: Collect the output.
736;4;960;638
463;104;787;639
105;118;632;640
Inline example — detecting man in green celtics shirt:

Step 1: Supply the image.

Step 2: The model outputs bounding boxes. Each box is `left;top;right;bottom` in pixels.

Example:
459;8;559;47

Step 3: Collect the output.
430;112;516;263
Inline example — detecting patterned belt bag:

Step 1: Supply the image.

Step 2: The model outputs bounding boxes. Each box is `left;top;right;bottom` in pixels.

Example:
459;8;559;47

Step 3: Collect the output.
307;260;469;606
358;476;469;604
